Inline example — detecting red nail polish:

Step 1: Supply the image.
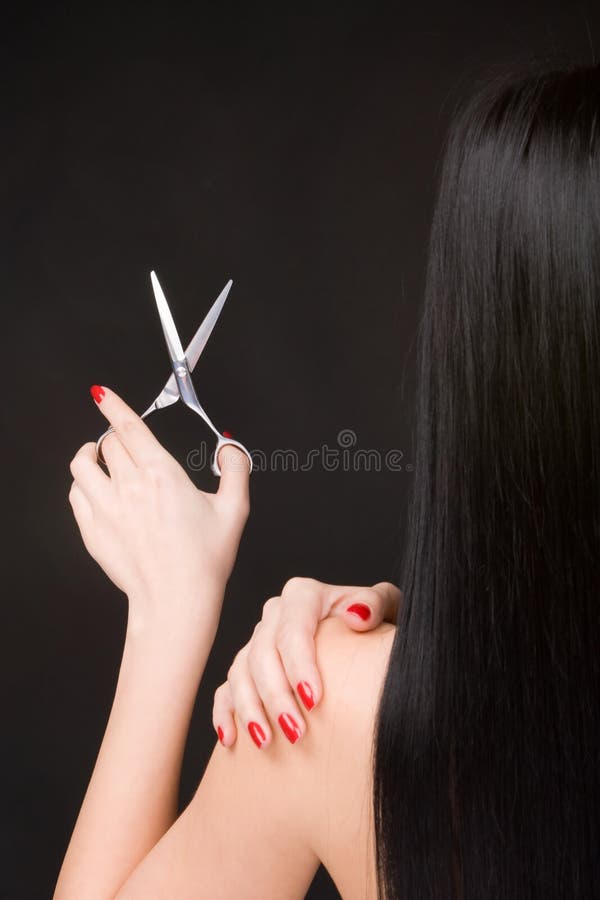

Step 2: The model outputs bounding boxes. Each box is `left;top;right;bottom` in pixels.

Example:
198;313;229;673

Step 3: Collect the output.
222;430;233;438
90;385;105;404
217;725;224;744
278;713;301;744
248;721;266;748
297;681;315;711
347;602;371;621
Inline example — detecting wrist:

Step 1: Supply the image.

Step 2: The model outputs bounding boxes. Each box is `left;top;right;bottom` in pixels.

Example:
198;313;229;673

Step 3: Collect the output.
125;578;226;648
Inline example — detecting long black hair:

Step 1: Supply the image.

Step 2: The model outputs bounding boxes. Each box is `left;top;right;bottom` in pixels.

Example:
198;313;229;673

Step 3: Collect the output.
373;56;600;899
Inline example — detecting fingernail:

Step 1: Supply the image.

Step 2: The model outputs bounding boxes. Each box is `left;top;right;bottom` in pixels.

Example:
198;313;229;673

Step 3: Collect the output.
248;721;266;748
297;681;315;711
222;430;233;438
217;725;225;745
347;602;371;621
278;712;302;744
90;385;105;404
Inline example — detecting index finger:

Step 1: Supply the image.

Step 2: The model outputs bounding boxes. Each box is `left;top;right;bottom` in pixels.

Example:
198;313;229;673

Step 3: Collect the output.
276;580;330;711
90;385;167;467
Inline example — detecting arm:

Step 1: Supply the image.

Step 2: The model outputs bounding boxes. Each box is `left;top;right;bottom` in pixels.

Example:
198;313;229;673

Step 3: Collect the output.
55;386;394;898
54;598;218;900
54;386;249;899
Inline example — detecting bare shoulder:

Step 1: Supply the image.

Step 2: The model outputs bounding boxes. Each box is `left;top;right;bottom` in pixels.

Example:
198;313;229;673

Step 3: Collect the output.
112;617;396;899
313;615;397;715
307;616;397;897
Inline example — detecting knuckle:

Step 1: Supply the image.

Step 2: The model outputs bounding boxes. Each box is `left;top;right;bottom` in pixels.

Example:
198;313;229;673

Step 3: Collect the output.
213;682;228;705
247;625;271;662
281;576;308;595
245;641;263;671
261;596;280;618
69;451;82;474
226;647;246;681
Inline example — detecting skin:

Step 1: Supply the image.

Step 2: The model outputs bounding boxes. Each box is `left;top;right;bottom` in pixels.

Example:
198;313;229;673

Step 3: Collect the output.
55;386;248;898
54;386;398;899
214;577;401;749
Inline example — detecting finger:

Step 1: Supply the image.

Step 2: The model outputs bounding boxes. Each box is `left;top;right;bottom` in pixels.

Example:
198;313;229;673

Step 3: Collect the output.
247;616;308;745
335;582;402;630
275;578;331;713
250;647;308;745
90;385;167;468
212;681;237;749
69;442;112;505
372;581;403;621
216;444;250;515
226;645;274;750
340;587;384;629
99;429;137;480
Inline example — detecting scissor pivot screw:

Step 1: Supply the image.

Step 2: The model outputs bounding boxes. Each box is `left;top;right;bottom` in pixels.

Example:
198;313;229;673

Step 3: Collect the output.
175;366;187;378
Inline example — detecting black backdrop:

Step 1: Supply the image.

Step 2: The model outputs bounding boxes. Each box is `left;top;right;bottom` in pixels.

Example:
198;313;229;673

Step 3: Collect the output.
3;4;599;898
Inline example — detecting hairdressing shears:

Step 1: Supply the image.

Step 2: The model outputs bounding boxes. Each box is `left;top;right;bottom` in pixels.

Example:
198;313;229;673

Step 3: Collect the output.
95;271;253;477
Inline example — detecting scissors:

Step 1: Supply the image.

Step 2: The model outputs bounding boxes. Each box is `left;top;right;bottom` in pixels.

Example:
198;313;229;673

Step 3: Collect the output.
95;271;253;477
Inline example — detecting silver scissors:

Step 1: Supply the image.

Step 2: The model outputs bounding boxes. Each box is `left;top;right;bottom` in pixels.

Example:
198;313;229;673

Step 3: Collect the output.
95;271;253;477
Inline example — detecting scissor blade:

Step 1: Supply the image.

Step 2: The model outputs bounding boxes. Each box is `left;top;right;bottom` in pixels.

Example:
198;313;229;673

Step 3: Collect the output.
150;270;186;363
152;280;233;408
185;279;232;371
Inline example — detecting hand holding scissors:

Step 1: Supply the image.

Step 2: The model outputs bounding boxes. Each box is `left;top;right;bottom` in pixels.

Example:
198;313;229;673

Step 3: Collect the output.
95;271;253;477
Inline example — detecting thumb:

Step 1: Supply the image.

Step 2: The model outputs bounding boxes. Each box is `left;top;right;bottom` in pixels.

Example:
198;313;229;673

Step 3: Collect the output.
216;443;250;516
339;582;402;631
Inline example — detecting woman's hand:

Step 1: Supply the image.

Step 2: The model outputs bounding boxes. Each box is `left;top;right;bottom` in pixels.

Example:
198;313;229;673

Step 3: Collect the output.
213;577;401;748
68;385;250;633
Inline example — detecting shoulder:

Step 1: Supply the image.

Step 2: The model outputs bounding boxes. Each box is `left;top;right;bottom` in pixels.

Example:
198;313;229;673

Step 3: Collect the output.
313;614;397;703
311;614;397;756
206;614;396;895
306;617;396;893
113;617;397;900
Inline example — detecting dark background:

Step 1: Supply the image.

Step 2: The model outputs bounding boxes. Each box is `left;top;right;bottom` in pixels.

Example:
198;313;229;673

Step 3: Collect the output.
2;3;599;898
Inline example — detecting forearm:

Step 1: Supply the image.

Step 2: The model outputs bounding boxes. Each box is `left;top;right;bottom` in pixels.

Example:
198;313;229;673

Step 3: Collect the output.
54;588;222;900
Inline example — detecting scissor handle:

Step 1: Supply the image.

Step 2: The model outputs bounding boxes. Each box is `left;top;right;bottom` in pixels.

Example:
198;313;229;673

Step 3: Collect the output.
95;413;253;478
211;435;254;477
95;427;113;466
179;384;253;477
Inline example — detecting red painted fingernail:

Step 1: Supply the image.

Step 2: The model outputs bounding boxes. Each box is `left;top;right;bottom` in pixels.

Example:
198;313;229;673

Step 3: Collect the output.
217;725;224;744
90;385;105;404
347;602;371;621
278;713;302;744
297;681;315;711
222;430;233;438
248;721;266;748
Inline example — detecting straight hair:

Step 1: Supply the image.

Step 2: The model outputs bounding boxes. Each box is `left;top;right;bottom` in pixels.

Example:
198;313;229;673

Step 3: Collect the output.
373;56;600;899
